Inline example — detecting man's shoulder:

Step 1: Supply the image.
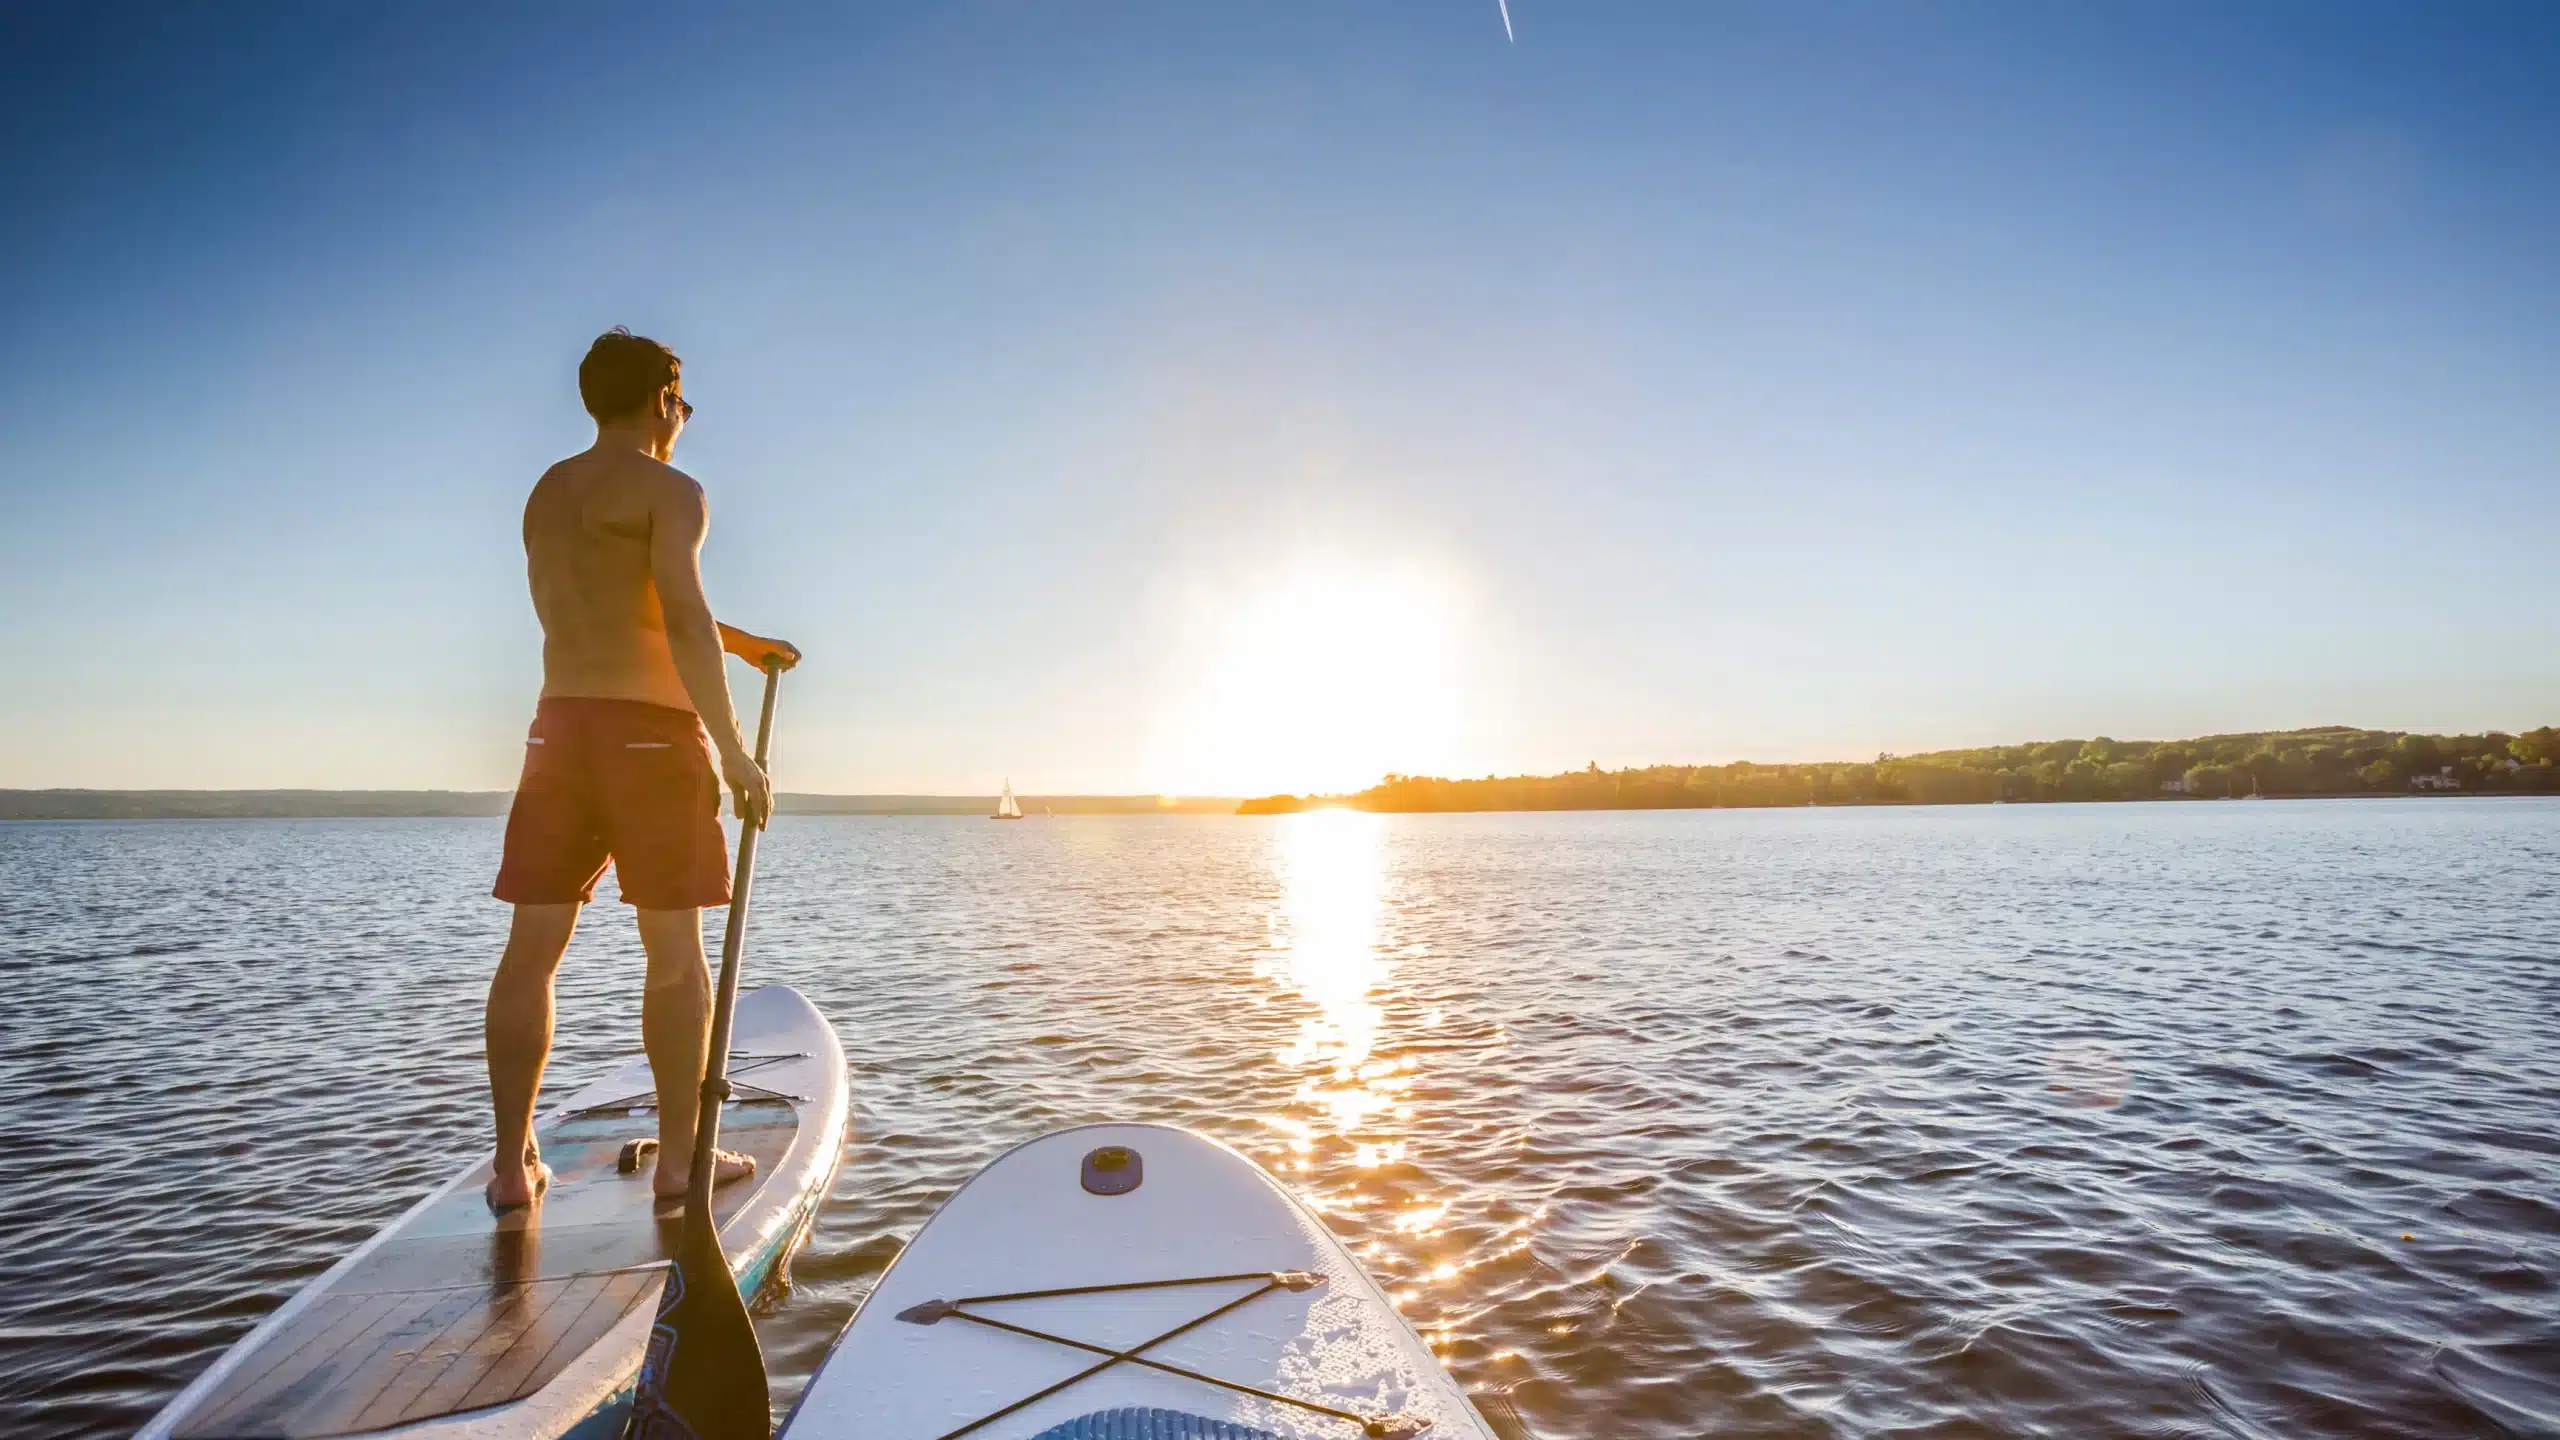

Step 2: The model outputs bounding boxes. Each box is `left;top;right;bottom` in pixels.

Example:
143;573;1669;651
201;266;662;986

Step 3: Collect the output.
639;457;707;519
536;450;704;501
616;451;703;500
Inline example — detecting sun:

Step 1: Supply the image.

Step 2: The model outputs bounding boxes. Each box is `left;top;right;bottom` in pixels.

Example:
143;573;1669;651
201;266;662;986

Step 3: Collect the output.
1158;569;1466;798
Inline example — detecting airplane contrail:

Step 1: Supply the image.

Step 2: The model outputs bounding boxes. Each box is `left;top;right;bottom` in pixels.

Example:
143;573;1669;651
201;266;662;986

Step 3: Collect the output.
1496;0;1514;43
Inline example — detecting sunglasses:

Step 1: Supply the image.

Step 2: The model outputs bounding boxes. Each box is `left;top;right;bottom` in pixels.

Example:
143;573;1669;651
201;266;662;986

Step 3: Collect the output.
665;390;694;422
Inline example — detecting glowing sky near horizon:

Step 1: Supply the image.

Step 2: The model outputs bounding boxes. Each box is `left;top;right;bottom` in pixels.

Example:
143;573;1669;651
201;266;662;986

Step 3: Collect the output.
1;4;2555;795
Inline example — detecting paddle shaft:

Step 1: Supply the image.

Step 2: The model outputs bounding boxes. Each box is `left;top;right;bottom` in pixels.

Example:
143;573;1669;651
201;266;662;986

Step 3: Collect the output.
683;658;781;1224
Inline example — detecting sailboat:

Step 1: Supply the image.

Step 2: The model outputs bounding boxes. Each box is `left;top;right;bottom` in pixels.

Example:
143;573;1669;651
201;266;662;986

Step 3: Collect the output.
991;780;1024;820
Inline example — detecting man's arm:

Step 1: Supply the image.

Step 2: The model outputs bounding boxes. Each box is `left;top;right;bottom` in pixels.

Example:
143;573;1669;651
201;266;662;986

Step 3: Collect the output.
647;474;773;828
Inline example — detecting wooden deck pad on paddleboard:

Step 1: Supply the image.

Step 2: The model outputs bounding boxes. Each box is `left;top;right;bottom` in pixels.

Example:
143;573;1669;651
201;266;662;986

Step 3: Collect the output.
146;985;848;1440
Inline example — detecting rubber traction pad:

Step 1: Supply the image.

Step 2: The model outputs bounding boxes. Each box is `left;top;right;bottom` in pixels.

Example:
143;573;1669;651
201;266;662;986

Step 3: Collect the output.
1025;1409;1289;1440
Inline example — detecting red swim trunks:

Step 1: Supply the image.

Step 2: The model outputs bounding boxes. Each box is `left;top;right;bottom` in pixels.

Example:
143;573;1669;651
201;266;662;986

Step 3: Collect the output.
494;697;732;910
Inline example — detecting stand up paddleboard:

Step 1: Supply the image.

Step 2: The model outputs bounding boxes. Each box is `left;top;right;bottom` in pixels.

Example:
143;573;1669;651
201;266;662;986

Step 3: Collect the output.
142;983;849;1440
780;1123;1501;1440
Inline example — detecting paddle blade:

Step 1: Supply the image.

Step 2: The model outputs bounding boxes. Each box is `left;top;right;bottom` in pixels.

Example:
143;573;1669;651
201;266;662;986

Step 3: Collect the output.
624;1210;769;1440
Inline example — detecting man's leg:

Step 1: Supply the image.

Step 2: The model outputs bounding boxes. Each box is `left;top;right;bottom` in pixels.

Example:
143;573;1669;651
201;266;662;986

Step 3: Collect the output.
488;902;579;1208
636;907;756;1198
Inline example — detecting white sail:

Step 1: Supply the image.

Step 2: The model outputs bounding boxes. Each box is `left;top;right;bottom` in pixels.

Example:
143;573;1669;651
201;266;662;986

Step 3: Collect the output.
995;781;1022;819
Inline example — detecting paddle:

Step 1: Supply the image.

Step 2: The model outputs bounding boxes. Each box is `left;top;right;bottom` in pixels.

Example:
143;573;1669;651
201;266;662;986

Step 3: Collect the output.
625;656;784;1440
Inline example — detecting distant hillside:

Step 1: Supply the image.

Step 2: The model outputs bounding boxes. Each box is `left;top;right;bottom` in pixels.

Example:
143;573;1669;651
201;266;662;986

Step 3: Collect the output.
1;791;1237;820
1238;726;2560;814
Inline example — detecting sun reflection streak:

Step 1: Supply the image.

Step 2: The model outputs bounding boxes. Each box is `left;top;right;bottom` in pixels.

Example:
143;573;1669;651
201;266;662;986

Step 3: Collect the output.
1260;810;1399;1134
1258;811;1473;1307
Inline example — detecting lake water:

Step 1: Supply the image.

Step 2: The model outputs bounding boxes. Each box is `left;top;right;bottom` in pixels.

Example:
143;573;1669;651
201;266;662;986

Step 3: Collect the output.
2;801;2555;1438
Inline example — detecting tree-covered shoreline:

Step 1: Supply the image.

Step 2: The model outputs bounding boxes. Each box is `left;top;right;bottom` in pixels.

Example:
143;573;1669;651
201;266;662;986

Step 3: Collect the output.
1239;726;2560;814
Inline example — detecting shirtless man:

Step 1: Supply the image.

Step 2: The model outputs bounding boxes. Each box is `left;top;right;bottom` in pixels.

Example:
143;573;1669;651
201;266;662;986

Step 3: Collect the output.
485;327;800;1210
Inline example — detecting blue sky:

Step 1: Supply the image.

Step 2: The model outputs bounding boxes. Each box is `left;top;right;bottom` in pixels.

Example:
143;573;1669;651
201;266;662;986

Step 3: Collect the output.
3;3;2554;793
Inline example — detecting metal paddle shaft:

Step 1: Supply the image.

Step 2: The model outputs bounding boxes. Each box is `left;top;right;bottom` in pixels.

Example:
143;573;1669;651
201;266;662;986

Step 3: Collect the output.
626;657;783;1440
690;659;782;1211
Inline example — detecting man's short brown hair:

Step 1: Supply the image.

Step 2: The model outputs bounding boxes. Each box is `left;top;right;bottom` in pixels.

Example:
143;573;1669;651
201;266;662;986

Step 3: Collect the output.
578;327;681;421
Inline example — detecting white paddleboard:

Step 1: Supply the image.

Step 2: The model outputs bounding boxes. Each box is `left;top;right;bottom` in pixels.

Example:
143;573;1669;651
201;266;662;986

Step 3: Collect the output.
143;984;849;1440
782;1123;1501;1440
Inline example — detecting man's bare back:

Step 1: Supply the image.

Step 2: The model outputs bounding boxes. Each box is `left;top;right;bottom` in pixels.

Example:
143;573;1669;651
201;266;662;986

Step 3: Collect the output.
524;440;796;767
525;448;702;713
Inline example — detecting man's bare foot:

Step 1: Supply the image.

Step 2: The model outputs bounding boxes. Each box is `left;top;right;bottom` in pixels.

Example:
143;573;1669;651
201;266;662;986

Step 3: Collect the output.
653;1148;756;1199
486;1158;553;1214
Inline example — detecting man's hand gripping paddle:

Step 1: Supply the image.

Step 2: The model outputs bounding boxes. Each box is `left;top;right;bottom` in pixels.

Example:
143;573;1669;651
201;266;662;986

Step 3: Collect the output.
625;657;785;1440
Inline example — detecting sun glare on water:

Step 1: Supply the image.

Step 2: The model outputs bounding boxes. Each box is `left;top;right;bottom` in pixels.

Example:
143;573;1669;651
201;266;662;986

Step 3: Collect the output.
1258;809;1417;1146
1161;569;1465;799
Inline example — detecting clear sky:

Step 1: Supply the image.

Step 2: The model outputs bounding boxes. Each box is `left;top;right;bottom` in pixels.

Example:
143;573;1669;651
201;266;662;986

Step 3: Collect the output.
3;3;2554;796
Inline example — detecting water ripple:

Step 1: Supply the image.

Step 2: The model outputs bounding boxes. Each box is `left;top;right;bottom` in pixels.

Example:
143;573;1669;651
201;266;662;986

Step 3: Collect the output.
1;800;2556;1436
